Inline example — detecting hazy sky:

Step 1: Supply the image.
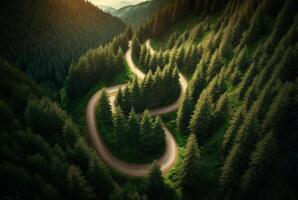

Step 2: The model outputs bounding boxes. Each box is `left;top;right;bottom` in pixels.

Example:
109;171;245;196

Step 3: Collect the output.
88;0;149;9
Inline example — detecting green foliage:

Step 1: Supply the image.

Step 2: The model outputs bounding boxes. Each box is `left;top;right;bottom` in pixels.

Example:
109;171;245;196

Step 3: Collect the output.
146;161;165;196
176;90;194;135
189;90;213;144
0;0;125;88
87;155;114;197
112;107;127;148
140;111;165;153
239;132;277;199
97;89;112;125
66;165;95;200
180;134;201;192
65;41;127;99
25;98;67;136
117;64;180;113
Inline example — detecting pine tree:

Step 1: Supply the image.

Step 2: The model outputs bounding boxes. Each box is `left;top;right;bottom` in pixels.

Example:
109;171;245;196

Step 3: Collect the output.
66;165;95;200
146;161;164;196
207;49;224;81
131;36;141;59
235;46;249;72
144;50;151;71
139;110;153;149
214;92;228;128
177;90;194;135
189;90;213;144
112;106;127;147
222;110;244;156
87;155;114;197
97;89;112;125
188;66;206;100
127;109;140;146
139;45;147;68
129;78;141;112
141;115;164;153
152;117;166;150
72;138;93;171
62;119;79;147
148;53;158;72
237;62;258;100
122;86;132;115
180;134;201;192
239;132;277;199
176;47;185;69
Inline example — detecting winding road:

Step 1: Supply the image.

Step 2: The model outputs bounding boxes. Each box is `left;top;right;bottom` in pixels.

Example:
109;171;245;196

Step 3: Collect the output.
86;40;188;177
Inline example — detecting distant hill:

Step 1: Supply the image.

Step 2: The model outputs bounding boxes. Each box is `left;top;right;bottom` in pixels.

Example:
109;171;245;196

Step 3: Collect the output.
98;5;117;15
0;0;125;88
110;0;170;27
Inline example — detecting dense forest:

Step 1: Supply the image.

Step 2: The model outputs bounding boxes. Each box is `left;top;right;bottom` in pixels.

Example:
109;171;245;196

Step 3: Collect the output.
0;0;297;199
0;0;125;88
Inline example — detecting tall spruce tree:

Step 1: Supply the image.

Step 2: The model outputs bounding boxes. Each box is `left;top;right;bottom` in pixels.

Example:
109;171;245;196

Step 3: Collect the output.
112;106;127;148
180;134;201;192
127;109;140;146
66;165;95;200
97;89;112;125
177;90;194;135
189;90;213;144
146;161;164;196
87;155;114;197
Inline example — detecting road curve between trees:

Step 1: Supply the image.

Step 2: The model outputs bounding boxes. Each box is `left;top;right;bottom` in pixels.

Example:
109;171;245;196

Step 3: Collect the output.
86;39;188;177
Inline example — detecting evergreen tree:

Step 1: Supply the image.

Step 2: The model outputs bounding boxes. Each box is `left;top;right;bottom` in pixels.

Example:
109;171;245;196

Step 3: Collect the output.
148;53;158;72
129;78;141;112
214;92;228;128
122;86;132;115
97;89;112;125
152;117;166;150
72;138;92;171
235;46;249;72
62;119;79;147
239;132;277;199
180;134;201;192
131;36;141;59
222;110;244;156
237;62;258;100
139;45;147;68
146;161;164;196
66;165;95;200
189;90;213;144
139;110;153;152
87;155;114;197
127;109;140;146
177;90;194;135
188;66;206;100
112;107;127;147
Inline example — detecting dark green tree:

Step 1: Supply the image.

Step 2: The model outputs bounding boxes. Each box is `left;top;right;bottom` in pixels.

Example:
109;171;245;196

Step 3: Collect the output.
66;165;95;200
87;155;114;197
97;89;112;125
189;90;213;144
127;109;140;146
180;134;201;192
146;161;164;196
177;90;194;135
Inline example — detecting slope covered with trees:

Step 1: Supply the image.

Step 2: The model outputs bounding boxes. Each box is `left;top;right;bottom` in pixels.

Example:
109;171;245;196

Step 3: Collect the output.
1;0;297;199
131;0;297;199
0;0;125;88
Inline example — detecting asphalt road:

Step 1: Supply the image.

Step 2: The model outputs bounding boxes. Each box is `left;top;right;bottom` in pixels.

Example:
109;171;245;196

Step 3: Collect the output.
86;40;188;177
